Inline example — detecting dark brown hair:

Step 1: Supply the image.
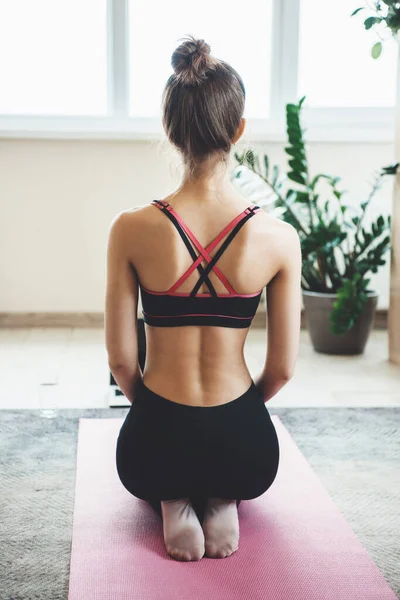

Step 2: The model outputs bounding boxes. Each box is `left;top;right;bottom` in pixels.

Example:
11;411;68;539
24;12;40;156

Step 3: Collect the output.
162;36;246;176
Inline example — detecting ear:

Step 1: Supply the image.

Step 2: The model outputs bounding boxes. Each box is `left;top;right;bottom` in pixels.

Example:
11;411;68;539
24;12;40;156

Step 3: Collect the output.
232;118;246;144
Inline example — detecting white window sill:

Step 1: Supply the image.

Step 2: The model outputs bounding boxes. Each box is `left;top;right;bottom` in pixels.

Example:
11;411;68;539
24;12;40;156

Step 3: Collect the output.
0;109;396;143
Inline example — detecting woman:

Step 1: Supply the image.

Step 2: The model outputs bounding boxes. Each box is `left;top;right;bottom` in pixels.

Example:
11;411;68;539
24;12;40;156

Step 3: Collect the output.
105;36;302;563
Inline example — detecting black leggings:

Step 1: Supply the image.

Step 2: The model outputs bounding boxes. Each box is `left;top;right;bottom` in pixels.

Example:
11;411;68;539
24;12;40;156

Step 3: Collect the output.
116;378;280;520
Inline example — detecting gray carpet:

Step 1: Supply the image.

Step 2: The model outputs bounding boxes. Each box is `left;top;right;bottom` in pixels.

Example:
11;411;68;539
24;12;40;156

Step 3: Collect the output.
0;407;398;600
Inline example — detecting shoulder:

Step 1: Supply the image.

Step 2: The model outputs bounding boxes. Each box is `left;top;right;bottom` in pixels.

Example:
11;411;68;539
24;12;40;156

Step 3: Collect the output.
257;211;301;269
274;218;301;248
257;210;300;245
272;219;302;269
108;204;156;237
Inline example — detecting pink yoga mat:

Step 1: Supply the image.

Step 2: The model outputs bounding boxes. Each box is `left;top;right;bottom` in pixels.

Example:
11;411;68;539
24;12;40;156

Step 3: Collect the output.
68;416;397;600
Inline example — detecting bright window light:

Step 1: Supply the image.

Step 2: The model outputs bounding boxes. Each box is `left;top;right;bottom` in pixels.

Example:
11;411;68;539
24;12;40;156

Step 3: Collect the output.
298;0;397;107
0;0;108;115
128;0;273;119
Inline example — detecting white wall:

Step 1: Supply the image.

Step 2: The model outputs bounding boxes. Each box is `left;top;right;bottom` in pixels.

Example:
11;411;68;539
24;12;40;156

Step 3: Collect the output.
0;138;395;313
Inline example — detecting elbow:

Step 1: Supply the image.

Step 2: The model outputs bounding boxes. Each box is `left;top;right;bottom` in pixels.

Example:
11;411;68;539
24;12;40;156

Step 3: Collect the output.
108;359;129;372
275;368;294;384
108;359;140;381
263;366;294;385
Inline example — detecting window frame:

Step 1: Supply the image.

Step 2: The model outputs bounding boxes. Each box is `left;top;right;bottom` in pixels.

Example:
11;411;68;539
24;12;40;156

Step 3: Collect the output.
0;0;397;142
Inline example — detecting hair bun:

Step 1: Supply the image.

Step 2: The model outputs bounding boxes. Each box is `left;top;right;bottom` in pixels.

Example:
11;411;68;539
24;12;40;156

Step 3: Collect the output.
171;36;216;86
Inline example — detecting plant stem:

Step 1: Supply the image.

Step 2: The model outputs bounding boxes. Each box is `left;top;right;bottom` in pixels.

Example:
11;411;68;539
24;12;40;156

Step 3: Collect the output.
306;187;315;231
316;255;328;291
356;172;382;235
301;275;309;289
247;164;309;236
337;245;349;274
350;171;383;263
332;186;352;256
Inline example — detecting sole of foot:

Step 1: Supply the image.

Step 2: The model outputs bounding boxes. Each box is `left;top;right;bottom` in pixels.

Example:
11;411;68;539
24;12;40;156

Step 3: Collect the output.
202;497;240;558
161;498;205;561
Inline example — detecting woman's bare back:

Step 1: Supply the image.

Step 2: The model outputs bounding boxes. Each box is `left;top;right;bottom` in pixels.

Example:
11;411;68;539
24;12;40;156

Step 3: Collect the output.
122;189;297;407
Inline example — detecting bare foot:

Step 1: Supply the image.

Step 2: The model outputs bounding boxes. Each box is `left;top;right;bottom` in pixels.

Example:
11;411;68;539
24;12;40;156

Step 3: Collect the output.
161;498;205;561
202;497;240;558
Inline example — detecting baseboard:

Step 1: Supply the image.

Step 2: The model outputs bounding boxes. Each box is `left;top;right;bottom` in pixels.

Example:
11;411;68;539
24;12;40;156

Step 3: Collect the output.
0;309;388;329
254;309;387;331
0;312;104;328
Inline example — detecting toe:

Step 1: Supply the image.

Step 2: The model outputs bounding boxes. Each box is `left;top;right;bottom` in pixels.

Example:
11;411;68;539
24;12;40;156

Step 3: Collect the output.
205;542;219;558
169;547;187;561
205;541;239;558
168;546;204;562
192;547;205;561
223;543;239;557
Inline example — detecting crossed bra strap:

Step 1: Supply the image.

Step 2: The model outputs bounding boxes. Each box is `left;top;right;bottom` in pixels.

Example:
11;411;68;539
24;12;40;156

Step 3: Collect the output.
151;200;261;298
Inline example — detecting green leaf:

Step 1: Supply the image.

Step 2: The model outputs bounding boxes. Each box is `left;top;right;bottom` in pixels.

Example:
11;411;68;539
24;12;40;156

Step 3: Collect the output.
371;41;383;59
245;149;255;168
298;96;306;108
295;191;311;204
377;215;384;228
364;16;382;30
329;274;370;335
381;162;399;175
264;155;269;178
285;189;297;204
288;158;307;173
284;146;306;160
288;172;306;185
272;165;279;187
351;7;364;16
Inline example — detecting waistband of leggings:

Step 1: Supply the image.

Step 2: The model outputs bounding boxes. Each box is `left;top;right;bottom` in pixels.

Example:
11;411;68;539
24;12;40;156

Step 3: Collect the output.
135;377;260;412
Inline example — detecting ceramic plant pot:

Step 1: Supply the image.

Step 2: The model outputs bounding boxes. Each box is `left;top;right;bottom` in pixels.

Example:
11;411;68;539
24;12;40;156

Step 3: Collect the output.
302;290;378;355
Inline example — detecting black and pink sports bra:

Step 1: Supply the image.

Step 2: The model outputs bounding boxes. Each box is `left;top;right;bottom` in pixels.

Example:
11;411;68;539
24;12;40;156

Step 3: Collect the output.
139;199;263;328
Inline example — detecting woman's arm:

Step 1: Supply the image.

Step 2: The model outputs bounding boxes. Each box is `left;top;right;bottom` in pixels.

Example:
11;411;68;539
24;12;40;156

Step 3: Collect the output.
254;223;302;403
105;211;142;404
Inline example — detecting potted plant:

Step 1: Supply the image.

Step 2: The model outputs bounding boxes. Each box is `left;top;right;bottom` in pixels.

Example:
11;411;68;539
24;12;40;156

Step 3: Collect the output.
351;1;400;58
234;97;398;354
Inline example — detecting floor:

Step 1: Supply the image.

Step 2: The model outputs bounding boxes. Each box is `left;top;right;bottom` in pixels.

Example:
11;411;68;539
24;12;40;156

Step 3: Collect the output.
0;328;399;410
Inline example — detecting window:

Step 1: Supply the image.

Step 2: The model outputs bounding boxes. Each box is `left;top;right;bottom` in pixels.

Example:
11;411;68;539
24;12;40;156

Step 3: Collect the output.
128;0;273;118
0;0;108;115
298;0;397;107
0;0;397;139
